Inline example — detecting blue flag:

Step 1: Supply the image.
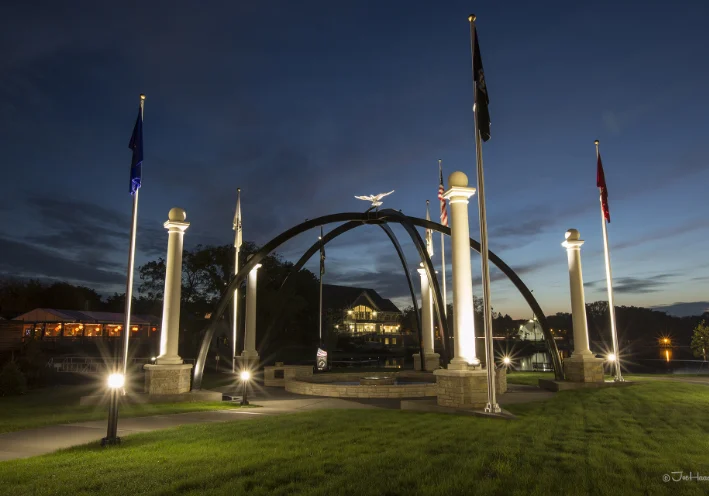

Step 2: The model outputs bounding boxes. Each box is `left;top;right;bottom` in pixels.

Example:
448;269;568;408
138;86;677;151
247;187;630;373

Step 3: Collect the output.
128;107;143;195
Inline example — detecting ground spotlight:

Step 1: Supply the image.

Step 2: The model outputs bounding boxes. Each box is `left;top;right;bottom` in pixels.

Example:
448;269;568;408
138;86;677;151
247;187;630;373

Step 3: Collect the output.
240;369;251;406
102;372;125;446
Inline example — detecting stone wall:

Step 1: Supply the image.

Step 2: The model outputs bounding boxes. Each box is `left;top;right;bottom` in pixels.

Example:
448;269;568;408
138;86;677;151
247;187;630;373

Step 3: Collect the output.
285;378;438;398
435;368;506;409
563;358;605;383
143;363;193;395
263;365;314;387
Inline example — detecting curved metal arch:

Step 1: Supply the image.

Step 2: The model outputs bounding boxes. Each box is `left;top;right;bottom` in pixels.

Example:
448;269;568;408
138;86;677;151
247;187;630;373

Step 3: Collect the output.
404;216;564;379
260;221;427;370
193;211;562;389
259;221;366;357
377;210;451;359
377;224;429;367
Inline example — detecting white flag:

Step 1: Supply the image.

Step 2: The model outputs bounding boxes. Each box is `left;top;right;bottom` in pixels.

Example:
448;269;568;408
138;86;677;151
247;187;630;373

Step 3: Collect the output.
233;189;242;249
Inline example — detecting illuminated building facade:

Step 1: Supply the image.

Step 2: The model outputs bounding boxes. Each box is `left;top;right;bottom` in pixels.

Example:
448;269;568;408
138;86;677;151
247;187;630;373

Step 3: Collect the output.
13;308;160;341
323;284;403;347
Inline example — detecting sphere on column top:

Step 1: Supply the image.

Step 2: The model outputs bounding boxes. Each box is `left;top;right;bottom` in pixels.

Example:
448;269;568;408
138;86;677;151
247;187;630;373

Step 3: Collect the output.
448;171;468;188
168;208;187;222
565;229;580;241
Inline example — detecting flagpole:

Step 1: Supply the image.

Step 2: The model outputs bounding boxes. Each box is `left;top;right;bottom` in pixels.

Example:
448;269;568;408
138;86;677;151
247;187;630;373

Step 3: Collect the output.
121;94;145;377
596;140;623;382
319;226;324;345
438;161;447;317
469;15;500;413
232;188;241;373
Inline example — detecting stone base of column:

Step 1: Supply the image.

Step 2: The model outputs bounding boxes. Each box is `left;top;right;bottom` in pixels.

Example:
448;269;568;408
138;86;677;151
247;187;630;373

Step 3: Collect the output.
143;364;193;395
236;352;260;371
563;355;605;383
434;368;505;409
263;365;313;387
413;353;441;371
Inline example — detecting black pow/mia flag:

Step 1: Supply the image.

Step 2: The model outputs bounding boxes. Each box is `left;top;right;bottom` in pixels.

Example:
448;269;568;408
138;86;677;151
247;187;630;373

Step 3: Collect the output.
472;26;491;142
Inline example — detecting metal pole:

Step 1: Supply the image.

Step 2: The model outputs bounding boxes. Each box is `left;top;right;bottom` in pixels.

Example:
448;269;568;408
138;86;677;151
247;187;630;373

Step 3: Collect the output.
319;227;324;345
121;94;144;377
232;252;238;373
232;188;241;373
469;15;500;413
596;141;623;382
241;378;249;405
441;233;447;316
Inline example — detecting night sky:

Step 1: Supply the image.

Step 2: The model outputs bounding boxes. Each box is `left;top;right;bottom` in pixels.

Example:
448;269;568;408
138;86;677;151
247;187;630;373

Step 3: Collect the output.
2;1;708;318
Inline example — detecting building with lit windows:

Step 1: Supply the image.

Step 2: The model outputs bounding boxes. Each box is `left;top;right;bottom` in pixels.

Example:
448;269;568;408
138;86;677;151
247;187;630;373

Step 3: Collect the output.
12;308;160;342
323;284;404;347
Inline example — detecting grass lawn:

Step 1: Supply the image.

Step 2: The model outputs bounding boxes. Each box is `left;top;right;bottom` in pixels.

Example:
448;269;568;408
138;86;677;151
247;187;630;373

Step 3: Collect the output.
505;371;556;386
0;384;236;434
2;381;709;495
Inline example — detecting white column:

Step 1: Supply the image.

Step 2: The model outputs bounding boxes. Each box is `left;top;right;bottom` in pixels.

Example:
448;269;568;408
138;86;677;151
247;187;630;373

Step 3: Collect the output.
157;208;189;365
443;171;478;369
417;264;434;355
242;260;262;359
561;229;594;359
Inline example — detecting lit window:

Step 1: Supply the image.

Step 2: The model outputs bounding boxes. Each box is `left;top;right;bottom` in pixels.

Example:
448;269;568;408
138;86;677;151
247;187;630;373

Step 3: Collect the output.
392;338;396;345
64;323;83;337
84;324;102;337
106;325;122;337
45;324;62;337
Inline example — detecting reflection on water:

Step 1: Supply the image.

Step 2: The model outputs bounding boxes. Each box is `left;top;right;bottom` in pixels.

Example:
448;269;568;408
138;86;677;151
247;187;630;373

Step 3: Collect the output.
664;349;672;363
518;352;553;372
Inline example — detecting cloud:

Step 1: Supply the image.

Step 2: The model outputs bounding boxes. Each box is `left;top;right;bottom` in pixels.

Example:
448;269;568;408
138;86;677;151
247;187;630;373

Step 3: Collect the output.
584;273;676;294
612;219;709;251
0;236;124;287
651;301;709;317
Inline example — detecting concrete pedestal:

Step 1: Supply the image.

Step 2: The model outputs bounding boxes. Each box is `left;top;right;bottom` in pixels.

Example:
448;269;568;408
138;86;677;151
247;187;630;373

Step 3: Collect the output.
434;367;506;409
143;363;193;394
563;356;605;383
235;353;260;371
263;364;313;387
413;353;441;371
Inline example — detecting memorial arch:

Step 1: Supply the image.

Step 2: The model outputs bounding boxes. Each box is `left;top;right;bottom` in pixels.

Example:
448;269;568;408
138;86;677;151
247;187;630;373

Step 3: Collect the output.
192;209;564;388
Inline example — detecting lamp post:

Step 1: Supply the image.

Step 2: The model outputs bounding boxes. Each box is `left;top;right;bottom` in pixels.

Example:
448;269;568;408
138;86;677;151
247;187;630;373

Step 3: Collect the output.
101;372;125;446
240;370;251;406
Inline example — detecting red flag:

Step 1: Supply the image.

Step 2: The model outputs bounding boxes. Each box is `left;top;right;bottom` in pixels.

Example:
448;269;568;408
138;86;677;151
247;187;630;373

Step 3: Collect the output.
597;153;610;223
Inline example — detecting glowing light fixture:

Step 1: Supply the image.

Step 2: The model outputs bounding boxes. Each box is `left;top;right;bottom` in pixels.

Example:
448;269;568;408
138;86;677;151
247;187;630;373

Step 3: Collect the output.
607;353;617;362
239;370;251;405
502;356;511;366
107;373;125;389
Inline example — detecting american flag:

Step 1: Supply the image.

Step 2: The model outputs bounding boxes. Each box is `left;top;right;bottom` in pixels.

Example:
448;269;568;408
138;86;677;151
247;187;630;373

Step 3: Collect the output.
438;161;448;226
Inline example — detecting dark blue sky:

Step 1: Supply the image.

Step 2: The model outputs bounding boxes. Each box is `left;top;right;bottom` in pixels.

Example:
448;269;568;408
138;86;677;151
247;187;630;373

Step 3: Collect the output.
2;0;708;318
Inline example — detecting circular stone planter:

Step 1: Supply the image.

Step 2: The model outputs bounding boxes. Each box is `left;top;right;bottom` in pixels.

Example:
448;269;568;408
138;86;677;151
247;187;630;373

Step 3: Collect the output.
285;371;438;399
360;376;396;386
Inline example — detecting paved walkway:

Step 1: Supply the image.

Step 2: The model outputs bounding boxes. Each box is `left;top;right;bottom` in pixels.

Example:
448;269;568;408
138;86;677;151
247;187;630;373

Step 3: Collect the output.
0;384;550;462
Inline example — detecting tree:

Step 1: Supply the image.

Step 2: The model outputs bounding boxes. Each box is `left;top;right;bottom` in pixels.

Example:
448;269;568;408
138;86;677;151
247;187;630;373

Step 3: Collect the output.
690;320;709;361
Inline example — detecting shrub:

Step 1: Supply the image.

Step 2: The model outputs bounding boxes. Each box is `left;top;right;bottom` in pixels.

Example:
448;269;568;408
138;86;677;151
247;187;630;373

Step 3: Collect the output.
0;360;27;396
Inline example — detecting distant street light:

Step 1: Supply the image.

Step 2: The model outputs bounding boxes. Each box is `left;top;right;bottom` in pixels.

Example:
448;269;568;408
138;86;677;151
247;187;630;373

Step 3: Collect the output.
102;372;125;446
502;356;512;366
607;353;617;362
240;370;251;406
